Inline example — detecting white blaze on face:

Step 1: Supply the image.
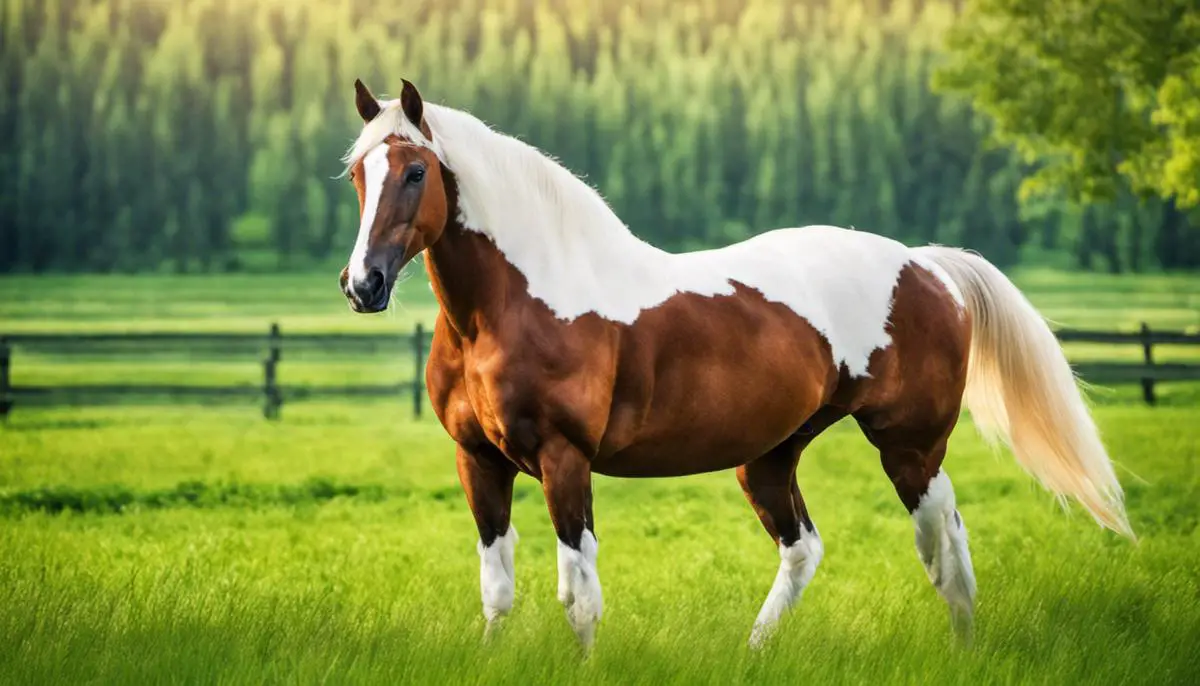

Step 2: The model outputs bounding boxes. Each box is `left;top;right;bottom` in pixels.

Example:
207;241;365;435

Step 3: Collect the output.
348;144;392;286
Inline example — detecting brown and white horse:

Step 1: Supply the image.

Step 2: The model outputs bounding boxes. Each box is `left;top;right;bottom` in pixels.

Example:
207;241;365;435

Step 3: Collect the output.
337;79;1133;649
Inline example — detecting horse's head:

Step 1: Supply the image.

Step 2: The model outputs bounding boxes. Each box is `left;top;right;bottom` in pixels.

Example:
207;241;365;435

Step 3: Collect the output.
340;79;450;313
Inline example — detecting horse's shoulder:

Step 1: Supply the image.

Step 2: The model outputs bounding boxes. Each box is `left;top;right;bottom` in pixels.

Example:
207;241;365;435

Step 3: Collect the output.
426;315;489;445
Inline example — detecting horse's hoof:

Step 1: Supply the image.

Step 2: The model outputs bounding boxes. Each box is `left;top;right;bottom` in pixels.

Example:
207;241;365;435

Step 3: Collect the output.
949;607;974;649
483;617;506;643
567;610;598;653
748;624;773;650
576;630;596;656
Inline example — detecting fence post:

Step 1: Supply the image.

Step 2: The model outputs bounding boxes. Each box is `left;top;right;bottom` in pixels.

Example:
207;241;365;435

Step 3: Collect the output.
1140;321;1156;406
412;323;424;419
263;323;282;419
0;337;11;420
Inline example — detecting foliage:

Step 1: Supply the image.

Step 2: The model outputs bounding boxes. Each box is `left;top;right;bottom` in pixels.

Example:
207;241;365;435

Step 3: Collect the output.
2;0;1196;275
934;0;1200;210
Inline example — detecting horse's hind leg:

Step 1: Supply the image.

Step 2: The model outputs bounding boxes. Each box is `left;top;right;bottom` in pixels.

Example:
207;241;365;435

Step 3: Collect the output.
741;456;821;649
860;417;976;641
739;406;845;648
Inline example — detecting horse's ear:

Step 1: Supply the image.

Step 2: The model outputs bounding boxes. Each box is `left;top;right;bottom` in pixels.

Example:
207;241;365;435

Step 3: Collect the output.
400;79;424;127
354;78;381;123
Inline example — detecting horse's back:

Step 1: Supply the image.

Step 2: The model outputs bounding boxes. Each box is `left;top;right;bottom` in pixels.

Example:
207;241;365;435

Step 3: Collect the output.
675;225;917;377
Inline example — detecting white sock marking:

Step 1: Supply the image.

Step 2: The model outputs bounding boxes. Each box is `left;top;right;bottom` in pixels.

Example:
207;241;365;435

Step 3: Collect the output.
750;525;824;647
478;526;518;622
913;471;976;630
556;530;603;647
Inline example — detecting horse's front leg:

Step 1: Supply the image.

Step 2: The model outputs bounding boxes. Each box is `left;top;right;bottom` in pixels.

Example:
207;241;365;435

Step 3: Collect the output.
540;436;603;650
456;443;519;636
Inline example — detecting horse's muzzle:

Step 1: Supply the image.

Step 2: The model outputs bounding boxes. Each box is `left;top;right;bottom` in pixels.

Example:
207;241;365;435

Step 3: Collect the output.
341;266;391;313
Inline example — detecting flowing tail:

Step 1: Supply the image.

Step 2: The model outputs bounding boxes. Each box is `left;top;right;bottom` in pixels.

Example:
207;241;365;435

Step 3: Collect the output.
914;246;1134;539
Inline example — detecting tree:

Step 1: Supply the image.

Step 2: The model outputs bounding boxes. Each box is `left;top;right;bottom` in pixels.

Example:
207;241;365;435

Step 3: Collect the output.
5;0;1191;273
933;0;1200;209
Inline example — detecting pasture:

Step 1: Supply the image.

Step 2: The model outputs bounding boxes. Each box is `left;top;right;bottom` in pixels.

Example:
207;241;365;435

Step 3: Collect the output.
2;269;1199;684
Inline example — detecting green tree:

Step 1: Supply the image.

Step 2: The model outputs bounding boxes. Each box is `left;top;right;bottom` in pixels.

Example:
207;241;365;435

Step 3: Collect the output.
3;0;1190;274
934;0;1200;209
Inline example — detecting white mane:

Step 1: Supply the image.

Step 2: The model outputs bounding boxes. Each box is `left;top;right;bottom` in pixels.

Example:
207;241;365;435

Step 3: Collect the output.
345;98;687;321
343;98;950;377
343;101;442;170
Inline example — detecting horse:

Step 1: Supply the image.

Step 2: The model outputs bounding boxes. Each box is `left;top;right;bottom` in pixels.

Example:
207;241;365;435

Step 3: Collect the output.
336;78;1134;650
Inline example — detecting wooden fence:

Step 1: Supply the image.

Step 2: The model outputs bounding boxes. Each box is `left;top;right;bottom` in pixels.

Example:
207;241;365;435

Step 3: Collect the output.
0;322;1198;420
0;323;430;420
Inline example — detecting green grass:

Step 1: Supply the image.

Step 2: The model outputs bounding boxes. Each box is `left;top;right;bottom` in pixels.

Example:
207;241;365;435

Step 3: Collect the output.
1;268;1198;683
1;403;1198;684
10;358;416;387
0;268;440;334
1011;268;1200;332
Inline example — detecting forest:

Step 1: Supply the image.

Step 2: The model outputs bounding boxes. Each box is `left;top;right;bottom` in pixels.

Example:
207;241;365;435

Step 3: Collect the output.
2;0;1197;274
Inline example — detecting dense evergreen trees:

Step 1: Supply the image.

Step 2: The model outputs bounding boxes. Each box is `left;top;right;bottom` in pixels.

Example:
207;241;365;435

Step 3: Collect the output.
2;0;1194;274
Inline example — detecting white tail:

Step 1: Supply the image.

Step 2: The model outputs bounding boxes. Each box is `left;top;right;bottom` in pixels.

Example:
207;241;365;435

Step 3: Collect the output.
915;246;1134;539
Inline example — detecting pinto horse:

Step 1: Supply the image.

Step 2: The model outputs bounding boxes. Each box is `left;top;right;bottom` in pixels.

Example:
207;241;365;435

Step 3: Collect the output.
337;79;1133;649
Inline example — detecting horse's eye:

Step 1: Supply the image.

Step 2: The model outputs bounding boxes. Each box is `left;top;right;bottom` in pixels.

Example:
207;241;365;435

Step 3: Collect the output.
405;166;426;185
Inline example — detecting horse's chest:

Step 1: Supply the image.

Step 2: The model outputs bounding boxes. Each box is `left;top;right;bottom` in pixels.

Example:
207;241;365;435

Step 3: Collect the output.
459;362;516;454
454;340;611;462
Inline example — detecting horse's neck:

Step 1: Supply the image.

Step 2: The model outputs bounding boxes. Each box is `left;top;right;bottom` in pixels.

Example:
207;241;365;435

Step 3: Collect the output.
424;222;518;337
435;125;674;323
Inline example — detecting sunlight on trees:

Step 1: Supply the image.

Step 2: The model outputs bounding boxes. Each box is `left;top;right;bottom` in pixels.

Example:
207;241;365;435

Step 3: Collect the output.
2;0;1195;274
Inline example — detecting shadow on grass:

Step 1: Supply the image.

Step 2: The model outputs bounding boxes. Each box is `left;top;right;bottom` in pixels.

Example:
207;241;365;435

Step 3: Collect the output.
0;417;113;432
0;478;390;516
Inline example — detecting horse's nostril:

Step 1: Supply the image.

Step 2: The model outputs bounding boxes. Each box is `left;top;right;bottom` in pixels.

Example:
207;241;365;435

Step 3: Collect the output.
366;268;384;294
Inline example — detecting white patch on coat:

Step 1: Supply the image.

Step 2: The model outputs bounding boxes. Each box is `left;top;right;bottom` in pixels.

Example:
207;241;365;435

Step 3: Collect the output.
556;530;602;647
344;101;955;377
913;471;976;631
347;144;392;285
749;525;824;648
910;252;966;308
478;525;518;622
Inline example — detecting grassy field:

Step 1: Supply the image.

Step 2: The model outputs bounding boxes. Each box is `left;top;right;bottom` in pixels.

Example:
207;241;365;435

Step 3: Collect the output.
1;268;1199;684
0;268;440;334
2;405;1198;684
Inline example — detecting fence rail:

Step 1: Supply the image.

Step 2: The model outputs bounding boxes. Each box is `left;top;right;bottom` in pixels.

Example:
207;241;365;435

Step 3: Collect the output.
1;322;1198;420
0;323;435;420
1055;323;1200;404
